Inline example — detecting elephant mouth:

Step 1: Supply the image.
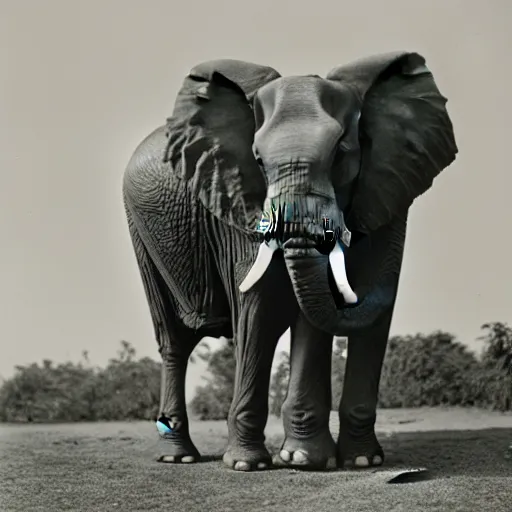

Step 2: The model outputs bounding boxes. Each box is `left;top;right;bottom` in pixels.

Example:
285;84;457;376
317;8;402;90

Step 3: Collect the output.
239;202;358;306
255;200;352;249
281;237;318;250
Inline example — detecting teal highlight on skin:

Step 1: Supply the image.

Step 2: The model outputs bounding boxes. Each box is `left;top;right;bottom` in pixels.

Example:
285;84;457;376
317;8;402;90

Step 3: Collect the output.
256;218;270;232
284;203;293;222
156;419;173;436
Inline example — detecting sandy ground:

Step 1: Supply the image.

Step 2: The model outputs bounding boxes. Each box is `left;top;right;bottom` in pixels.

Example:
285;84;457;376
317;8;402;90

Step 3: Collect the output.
1;408;511;512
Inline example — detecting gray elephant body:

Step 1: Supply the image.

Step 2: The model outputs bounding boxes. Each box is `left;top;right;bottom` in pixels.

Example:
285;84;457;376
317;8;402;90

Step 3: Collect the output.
123;52;457;470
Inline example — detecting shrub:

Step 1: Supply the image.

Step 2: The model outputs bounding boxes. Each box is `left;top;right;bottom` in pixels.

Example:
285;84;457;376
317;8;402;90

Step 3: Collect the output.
476;322;512;411
188;338;235;420
331;337;348;410
378;332;481;408
269;351;290;417
0;360;97;422
0;342;161;422
2;322;512;423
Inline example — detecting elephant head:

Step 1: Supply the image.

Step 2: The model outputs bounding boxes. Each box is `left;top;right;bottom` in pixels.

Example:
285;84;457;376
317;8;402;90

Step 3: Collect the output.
163;53;458;335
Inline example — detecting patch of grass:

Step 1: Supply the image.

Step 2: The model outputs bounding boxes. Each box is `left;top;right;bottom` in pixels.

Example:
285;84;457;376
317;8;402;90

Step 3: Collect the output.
0;410;511;511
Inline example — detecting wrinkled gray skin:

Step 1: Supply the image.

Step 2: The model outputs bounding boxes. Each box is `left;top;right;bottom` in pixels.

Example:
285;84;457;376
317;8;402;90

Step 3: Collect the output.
123;52;457;471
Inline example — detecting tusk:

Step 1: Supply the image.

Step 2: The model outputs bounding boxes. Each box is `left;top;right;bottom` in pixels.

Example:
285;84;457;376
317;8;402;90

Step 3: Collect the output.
329;242;358;304
239;240;278;293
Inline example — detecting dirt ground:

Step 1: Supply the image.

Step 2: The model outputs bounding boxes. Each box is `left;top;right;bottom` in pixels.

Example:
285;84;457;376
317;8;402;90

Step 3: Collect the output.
1;408;511;512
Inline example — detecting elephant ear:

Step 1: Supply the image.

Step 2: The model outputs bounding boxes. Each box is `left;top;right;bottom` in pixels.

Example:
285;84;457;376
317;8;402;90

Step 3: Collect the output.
163;59;281;231
327;52;458;233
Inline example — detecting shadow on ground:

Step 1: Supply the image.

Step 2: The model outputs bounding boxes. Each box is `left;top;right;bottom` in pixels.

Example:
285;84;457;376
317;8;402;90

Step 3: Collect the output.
0;409;511;512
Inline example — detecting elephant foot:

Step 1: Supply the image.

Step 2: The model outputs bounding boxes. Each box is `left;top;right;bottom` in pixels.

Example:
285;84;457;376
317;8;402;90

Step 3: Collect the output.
157;438;201;464
337;411;384;469
273;430;337;471
223;444;272;471
155;416;201;464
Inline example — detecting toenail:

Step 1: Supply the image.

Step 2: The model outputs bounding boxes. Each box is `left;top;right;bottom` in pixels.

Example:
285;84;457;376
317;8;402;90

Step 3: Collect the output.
181;456;195;463
354;456;370;467
160;455;175;463
280;450;291;462
372;455;383;466
257;462;267;469
234;461;251;471
292;450;308;463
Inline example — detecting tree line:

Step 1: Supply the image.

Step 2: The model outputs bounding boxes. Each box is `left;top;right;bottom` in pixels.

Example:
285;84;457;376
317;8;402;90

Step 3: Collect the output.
1;323;511;423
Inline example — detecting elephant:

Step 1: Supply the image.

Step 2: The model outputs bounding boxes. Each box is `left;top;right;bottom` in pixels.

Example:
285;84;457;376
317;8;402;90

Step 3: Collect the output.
122;51;458;472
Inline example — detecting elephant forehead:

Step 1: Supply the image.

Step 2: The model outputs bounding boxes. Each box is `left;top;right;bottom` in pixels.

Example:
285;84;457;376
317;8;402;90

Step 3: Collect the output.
257;76;324;104
256;76;357;120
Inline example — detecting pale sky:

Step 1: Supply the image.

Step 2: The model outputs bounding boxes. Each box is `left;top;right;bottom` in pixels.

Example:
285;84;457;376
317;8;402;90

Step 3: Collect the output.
1;0;510;401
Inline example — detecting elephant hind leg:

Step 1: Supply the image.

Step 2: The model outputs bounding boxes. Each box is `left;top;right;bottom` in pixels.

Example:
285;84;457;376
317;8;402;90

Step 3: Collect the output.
126;208;203;463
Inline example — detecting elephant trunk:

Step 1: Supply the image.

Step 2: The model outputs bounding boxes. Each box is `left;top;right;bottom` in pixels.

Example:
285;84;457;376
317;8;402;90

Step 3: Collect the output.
282;247;397;335
238;191;400;335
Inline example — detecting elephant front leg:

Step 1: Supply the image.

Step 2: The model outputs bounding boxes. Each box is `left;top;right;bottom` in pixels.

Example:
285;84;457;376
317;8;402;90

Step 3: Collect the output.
224;257;298;472
337;216;406;468
337;308;394;468
273;312;337;470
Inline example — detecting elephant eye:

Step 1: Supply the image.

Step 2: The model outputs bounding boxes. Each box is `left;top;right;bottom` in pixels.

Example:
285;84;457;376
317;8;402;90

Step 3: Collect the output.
252;143;264;168
254;153;264;168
